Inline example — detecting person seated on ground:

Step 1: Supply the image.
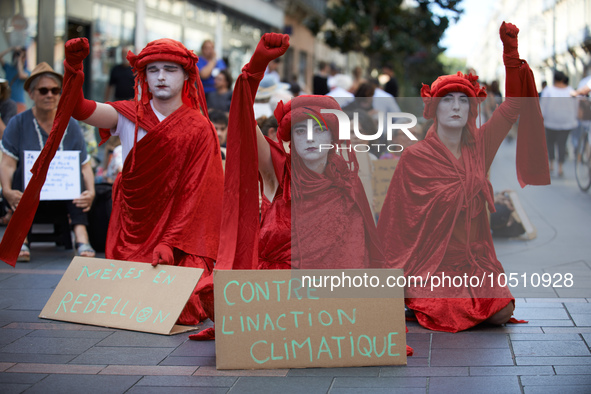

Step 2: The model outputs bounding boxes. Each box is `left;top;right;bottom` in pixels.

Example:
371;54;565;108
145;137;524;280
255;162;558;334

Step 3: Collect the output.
377;22;550;332
0;62;96;261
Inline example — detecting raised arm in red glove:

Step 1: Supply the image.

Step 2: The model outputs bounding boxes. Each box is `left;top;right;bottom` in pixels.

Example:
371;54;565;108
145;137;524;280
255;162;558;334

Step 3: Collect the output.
500;22;521;97
64;38;97;120
242;33;290;101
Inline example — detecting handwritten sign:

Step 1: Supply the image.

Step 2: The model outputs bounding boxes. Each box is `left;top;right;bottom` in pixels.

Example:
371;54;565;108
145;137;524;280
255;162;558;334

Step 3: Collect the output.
24;150;81;200
372;159;398;213
214;269;407;369
40;257;203;335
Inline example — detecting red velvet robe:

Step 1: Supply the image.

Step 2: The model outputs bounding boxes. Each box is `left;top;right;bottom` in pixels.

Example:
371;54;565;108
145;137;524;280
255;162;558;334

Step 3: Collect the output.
105;101;223;325
377;99;542;332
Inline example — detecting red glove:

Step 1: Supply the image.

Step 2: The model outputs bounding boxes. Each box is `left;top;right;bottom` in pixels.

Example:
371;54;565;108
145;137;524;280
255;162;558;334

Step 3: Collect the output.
500;22;520;62
65;38;89;71
500;22;522;97
244;33;290;100
151;243;174;267
64;38;97;120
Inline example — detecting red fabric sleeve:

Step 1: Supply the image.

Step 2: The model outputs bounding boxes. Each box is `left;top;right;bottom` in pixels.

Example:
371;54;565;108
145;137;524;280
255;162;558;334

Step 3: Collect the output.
0;48;87;266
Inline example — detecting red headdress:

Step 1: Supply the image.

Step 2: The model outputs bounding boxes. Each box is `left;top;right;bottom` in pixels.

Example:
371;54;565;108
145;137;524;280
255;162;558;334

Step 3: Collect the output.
274;95;360;200
125;39;208;170
421;72;487;133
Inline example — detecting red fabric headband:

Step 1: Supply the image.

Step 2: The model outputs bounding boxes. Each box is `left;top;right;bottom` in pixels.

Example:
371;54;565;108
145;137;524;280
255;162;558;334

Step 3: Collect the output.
421;72;487;120
127;38;198;76
274;95;342;142
127;38;200;111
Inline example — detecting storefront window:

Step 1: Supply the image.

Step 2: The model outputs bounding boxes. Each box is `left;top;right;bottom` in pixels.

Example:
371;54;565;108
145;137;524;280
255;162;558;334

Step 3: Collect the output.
91;3;134;101
0;0;38;111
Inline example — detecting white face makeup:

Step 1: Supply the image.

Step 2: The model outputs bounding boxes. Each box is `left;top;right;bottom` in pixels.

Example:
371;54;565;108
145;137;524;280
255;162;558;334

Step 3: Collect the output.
146;61;187;101
292;120;332;173
436;92;470;132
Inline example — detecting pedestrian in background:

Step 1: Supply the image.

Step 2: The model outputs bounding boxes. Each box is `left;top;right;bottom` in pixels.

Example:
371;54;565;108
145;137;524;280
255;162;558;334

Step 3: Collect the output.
197;39;227;95
0;47;29;113
540;70;578;177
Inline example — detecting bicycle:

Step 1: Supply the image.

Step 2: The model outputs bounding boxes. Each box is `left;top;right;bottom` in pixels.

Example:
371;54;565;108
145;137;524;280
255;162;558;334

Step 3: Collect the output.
575;127;591;192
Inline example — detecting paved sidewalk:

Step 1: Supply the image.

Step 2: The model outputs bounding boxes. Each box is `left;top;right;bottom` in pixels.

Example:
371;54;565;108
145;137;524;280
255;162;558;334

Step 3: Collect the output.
1;140;590;393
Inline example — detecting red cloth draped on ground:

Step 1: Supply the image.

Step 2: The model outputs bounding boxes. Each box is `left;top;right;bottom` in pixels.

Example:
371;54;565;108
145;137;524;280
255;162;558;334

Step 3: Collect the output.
105;100;223;325
0;60;84;267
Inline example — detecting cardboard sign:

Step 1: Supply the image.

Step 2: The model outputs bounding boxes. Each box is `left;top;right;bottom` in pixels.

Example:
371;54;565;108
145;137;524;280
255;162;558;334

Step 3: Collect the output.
214;269;407;369
24;150;81;200
40;257;203;335
372;159;398;213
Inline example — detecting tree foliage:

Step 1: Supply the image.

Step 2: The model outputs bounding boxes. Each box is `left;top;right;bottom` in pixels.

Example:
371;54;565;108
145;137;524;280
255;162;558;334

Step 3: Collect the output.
306;0;464;95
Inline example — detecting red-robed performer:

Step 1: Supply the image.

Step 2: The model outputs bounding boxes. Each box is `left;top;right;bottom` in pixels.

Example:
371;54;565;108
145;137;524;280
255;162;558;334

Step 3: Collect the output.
193;34;412;356
377;23;550;333
60;38;223;325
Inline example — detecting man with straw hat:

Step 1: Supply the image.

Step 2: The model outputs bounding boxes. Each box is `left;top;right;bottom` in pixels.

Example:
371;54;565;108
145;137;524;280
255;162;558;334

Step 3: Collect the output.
0;62;95;261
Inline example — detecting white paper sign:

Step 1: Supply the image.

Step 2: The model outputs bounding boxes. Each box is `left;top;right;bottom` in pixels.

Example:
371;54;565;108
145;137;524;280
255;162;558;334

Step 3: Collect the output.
24;150;81;200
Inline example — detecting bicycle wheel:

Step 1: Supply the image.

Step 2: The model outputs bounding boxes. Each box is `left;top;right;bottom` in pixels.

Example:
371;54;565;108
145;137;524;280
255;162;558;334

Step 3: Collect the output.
575;132;591;192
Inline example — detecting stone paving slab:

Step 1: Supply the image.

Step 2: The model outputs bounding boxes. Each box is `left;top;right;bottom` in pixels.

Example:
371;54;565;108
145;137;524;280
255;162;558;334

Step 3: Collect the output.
24;374;142;394
521;375;591;386
523;386;591;394
26;329;114;339
379;366;469;377
6;363;105;374
227;376;333;394
428;376;520;394
331;376;426;388
0;372;47;384
329;389;425;394
554;365;591;374
0;353;75;364
192;366;288;377
0;328;32;346
1;336;101;355
1;383;31;394
430;348;513;367
468;366;555;376
99;365;198;375
159;355;217;366
286;367;379;377
126;388;229;394
430;333;509;349
515;356;591;365
512;340;590;357
95;331;188;348
70;346;175;365
136;375;237;387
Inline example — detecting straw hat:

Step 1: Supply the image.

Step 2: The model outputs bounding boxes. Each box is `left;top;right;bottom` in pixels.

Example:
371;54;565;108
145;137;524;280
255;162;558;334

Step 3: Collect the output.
23;62;63;92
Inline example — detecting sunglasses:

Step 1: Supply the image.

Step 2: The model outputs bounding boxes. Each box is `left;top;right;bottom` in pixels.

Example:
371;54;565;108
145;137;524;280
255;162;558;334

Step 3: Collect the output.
37;87;61;95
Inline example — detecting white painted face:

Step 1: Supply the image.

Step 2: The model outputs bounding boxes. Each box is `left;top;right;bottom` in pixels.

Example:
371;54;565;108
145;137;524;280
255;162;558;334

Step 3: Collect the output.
146;61;187;101
436;92;470;131
292;120;332;170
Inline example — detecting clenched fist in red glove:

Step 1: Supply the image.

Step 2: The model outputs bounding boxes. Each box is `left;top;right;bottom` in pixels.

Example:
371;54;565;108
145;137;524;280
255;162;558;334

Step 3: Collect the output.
152;243;174;267
65;37;90;70
500;22;520;60
248;33;290;75
243;33;290;100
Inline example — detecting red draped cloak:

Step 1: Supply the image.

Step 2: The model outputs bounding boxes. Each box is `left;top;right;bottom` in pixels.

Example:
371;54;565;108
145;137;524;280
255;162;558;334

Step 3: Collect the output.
104;100;223;325
377;72;549;332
